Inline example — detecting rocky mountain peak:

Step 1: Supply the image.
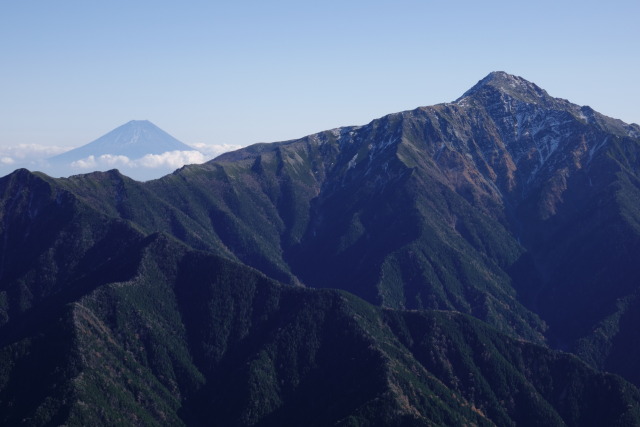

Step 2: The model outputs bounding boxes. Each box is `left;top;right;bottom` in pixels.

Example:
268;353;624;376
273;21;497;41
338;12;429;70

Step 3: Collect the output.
4;73;640;425
456;71;553;107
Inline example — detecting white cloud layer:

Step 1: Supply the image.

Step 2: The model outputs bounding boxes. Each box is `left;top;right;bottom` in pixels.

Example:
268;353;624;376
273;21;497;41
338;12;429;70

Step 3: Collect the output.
70;145;242;171
0;143;241;169
0;143;244;181
0;144;72;165
137;150;207;168
188;143;243;158
71;154;131;169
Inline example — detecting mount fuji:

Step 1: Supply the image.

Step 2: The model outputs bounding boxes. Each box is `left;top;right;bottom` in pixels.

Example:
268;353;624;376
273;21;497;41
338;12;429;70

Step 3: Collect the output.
46;120;204;180
50;120;194;162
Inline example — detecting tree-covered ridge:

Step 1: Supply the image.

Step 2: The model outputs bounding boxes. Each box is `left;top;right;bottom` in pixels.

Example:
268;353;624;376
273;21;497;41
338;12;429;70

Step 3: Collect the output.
3;72;640;424
1;224;638;426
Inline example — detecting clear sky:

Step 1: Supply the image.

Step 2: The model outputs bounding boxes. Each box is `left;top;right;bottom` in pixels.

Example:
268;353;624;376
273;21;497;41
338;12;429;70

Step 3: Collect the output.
1;0;639;157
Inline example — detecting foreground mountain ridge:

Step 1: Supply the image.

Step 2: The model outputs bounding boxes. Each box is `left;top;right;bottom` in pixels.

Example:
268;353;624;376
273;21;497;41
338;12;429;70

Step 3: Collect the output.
2;72;640;425
0;177;638;425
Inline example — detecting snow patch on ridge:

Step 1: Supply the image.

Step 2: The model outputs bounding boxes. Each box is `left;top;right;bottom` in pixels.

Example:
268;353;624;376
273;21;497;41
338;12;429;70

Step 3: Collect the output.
588;137;609;165
347;154;358;170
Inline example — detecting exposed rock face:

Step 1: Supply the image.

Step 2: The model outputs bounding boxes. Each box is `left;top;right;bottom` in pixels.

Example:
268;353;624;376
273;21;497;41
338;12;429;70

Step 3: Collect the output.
205;71;640;380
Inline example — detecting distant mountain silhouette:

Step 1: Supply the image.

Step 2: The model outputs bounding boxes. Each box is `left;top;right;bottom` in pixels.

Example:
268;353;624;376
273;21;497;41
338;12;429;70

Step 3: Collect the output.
49;120;194;164
43;120;202;180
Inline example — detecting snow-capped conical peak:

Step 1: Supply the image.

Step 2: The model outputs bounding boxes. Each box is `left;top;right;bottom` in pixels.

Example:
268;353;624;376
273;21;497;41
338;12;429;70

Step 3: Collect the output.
49;120;194;163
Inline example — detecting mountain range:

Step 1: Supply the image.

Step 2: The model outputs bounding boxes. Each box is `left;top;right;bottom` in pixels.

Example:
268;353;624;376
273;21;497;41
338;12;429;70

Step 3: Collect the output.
2;71;640;425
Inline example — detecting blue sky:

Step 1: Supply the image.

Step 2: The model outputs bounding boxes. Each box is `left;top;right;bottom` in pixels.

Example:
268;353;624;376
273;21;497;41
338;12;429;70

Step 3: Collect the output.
1;0;639;158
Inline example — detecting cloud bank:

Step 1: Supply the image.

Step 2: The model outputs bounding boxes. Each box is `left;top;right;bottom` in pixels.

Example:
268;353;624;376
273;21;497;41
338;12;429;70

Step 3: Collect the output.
189;143;243;159
0;144;72;165
0;142;244;181
69;143;243;171
70;150;210;170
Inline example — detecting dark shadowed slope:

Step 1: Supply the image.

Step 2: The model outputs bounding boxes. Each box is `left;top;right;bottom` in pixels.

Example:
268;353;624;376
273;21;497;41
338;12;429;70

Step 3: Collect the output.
3;72;640;424
0;179;638;425
23;72;640;384
146;71;640;382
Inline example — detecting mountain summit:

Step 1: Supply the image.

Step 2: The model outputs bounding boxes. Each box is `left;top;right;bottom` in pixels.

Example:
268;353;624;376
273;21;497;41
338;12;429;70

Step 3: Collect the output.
43;120;203;180
49;120;194;163
457;71;552;103
3;72;640;425
202;71;640;383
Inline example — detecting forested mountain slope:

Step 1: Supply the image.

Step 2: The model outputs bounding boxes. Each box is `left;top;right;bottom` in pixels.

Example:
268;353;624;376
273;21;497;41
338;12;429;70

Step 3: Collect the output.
2;72;640;425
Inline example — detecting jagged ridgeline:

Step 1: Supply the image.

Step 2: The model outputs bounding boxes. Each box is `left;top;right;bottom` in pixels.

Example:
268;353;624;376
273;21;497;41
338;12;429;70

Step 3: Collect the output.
2;72;640;425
